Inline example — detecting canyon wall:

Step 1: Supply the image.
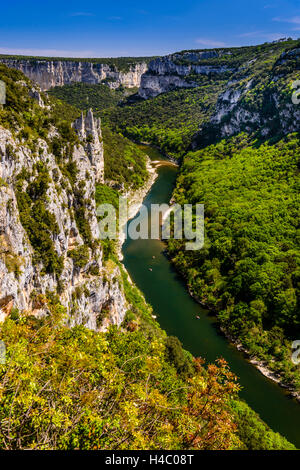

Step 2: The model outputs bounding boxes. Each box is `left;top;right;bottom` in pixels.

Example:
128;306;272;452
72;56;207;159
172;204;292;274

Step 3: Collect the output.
0;58;148;90
196;46;300;142
139;51;234;98
0;82;127;330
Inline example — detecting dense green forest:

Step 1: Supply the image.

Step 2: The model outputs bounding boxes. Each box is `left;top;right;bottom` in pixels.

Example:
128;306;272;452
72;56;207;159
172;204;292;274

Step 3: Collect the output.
49;76;227;158
168;132;300;390
101;77;227;158
48;39;300;159
102;127;148;190
19;40;300;391
48;82;138;113
49;77;226;158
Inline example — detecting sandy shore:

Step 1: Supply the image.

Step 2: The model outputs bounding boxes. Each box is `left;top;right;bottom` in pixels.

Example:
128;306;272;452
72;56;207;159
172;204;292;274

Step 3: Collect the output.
186;286;300;402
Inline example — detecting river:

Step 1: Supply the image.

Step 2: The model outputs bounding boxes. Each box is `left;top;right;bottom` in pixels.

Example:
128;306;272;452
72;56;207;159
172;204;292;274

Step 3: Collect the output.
122;146;300;449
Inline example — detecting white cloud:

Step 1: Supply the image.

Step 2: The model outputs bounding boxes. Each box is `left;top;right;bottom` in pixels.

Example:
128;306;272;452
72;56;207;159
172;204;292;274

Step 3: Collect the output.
108;16;123;21
238;31;265;38
70;12;94;17
195;38;226;47
237;31;290;41
263;4;278;8
272;16;300;24
0;47;95;58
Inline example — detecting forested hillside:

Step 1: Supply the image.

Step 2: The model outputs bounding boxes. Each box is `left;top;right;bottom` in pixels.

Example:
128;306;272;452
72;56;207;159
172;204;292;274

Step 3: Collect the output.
48;82;138;113
49;39;300;160
49;75;227;159
168;132;300;390
101;76;227;158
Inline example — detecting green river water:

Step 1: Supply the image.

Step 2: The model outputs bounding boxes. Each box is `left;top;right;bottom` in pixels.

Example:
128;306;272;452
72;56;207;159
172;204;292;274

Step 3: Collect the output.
122;146;300;448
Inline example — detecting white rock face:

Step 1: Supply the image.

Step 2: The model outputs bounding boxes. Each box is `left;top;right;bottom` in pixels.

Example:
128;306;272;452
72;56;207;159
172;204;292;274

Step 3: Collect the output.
139;53;234;98
139;75;195;99
0;107;127;330
73;109;104;183
0;59;148;90
190;45;300;141
209;77;300;138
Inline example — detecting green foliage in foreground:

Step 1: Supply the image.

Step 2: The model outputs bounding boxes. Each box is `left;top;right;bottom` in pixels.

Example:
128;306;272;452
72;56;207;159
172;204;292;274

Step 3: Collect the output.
0;283;295;450
0;305;240;450
168;133;300;390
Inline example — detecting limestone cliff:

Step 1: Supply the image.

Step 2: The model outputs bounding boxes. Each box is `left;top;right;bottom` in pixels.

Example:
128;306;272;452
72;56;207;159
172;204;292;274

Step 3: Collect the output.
139;51;234;98
139;41;299;143
0;75;127;330
73;109;104;182
195;45;300;143
139;40;300;144
0;58;148;90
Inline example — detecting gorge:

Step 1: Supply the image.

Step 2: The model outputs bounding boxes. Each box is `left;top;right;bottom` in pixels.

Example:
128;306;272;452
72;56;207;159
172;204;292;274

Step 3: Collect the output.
0;37;299;450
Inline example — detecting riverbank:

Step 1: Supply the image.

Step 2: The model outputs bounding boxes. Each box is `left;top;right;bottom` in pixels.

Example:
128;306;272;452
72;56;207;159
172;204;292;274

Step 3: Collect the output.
184;283;300;403
117;153;179;260
122;150;300;448
222;327;300;403
138;142;179;165
122;153;300;403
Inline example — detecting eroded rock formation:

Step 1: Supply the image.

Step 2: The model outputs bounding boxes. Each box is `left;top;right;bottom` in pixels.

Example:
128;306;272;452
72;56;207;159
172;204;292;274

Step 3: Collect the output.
0;88;127;330
0;58;148;90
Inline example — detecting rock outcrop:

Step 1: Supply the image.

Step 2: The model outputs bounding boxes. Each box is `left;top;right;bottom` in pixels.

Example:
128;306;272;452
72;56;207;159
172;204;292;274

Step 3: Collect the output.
0;58;148;90
73;109;104;182
200;46;300;140
139;51;234;98
0;85;127;330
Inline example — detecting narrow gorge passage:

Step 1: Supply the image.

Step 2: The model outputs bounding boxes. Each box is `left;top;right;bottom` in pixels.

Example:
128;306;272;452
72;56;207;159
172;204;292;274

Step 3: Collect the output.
122;146;300;449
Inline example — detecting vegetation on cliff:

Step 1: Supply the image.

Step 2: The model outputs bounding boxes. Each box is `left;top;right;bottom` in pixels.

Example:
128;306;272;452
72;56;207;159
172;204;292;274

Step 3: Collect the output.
48;82;137;112
0;55;156;72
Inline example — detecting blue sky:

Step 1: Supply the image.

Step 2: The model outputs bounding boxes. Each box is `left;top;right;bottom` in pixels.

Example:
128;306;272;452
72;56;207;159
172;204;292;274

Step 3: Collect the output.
0;0;299;57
